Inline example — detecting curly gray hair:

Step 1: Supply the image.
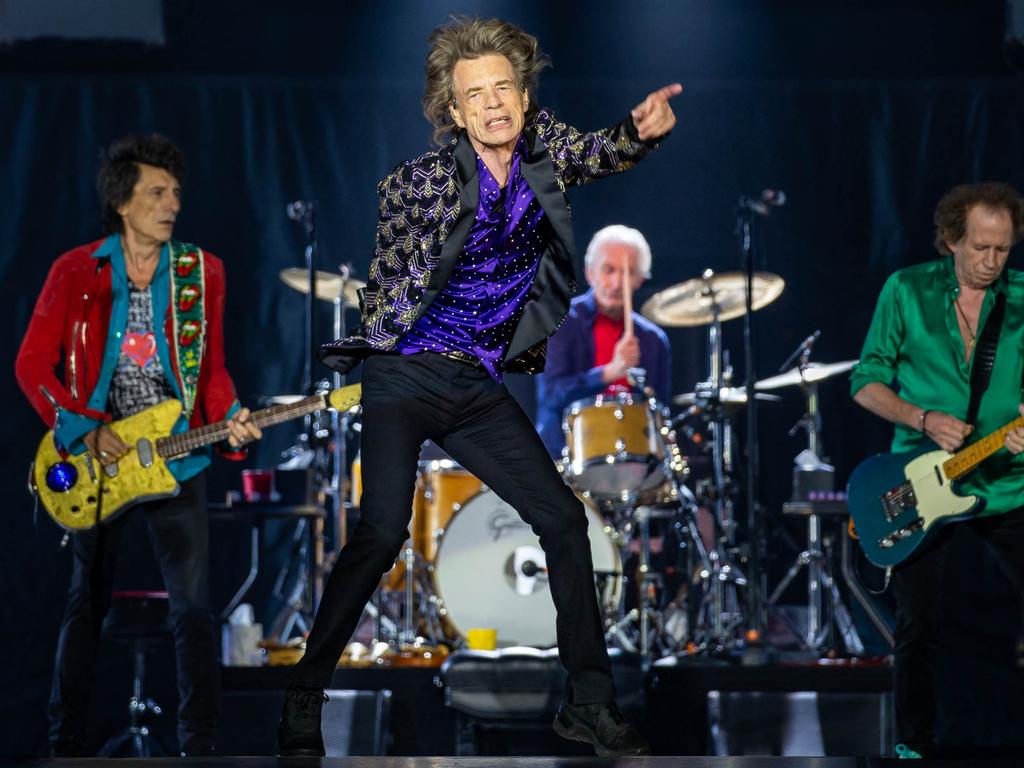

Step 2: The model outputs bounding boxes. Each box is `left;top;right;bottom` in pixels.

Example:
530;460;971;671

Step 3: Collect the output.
422;16;550;146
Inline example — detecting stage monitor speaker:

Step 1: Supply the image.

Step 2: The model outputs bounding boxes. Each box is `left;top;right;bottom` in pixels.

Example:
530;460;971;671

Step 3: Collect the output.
323;689;392;756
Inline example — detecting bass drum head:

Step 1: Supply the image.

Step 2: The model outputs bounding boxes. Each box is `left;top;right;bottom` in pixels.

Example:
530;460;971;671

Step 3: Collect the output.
432;488;620;648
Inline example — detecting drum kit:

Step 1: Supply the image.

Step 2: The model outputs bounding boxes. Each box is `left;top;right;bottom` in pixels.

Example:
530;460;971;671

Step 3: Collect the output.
272;255;861;661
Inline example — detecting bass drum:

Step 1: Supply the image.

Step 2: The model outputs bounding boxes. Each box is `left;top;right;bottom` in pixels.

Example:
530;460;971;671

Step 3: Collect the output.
432;488;622;648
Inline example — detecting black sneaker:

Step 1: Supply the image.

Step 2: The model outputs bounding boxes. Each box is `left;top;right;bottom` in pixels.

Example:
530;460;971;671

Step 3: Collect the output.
553;700;651;757
277;686;328;757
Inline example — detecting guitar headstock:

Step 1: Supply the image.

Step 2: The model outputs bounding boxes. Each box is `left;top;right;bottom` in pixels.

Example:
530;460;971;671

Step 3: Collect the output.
327;383;362;412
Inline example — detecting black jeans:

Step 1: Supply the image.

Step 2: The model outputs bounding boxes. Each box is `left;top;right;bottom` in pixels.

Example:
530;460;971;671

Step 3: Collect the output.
290;353;615;703
49;473;219;754
892;506;1024;754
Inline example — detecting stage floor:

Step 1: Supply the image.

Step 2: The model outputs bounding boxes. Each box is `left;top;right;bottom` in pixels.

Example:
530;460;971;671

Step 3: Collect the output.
18;758;929;767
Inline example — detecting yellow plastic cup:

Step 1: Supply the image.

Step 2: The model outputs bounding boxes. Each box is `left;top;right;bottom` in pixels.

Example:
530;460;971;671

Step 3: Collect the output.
466;628;497;650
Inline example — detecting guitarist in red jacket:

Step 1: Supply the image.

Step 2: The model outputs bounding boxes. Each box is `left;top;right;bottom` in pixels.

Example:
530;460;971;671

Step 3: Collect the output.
851;182;1024;758
15;134;261;757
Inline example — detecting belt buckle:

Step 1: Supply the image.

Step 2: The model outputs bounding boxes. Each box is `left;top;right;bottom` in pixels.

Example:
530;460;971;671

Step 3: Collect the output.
441;350;479;366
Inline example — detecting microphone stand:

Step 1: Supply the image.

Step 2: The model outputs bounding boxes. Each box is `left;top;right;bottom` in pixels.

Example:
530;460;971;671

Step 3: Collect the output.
296;203;318;399
736;199;767;652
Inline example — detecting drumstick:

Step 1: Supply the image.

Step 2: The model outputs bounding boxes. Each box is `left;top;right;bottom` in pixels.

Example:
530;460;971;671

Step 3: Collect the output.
622;258;634;337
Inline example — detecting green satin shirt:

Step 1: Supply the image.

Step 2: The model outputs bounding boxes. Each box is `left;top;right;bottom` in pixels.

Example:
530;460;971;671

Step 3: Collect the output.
851;256;1024;516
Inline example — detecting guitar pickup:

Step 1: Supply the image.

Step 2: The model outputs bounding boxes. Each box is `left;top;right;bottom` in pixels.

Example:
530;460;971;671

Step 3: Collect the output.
136;438;154;468
877;517;925;549
881;482;916;521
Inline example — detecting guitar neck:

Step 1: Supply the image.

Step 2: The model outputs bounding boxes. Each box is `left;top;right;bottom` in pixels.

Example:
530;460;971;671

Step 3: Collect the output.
943;415;1024;481
156;395;325;459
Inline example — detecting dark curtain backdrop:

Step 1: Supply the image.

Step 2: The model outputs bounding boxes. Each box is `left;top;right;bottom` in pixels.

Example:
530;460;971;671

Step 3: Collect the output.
2;1;1023;756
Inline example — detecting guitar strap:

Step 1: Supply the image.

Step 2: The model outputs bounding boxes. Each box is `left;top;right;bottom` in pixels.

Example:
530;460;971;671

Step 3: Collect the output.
169;241;207;419
965;290;1006;426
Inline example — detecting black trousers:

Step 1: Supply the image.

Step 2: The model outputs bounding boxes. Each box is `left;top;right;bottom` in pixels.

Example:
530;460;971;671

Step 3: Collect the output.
290;353;615;703
49;474;219;754
892;506;1024;753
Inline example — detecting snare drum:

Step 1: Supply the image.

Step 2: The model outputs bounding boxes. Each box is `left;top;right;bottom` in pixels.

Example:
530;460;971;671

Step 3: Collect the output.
432;487;622;647
562;393;670;502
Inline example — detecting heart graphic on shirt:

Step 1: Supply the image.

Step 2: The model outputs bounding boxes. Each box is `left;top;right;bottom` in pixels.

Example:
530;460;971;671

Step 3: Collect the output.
123;332;157;368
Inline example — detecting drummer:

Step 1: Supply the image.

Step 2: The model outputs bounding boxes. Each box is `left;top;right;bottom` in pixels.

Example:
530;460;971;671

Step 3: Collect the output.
535;225;671;457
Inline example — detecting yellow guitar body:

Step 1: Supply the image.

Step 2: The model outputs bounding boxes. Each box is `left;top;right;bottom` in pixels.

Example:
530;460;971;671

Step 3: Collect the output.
34;399;183;531
32;384;362;532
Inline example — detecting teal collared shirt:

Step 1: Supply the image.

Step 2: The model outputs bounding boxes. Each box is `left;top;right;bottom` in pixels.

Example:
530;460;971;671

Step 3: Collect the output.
851;256;1024;516
54;235;228;482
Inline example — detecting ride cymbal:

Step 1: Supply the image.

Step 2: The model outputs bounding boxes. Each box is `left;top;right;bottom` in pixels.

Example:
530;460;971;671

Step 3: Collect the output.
279;267;365;305
641;270;785;327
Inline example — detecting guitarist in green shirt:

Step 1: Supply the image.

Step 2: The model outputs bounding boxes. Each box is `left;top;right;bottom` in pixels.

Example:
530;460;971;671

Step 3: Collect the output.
851;182;1024;758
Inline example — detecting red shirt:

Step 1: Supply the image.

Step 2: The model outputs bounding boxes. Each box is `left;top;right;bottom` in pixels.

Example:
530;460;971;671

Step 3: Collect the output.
592;312;630;394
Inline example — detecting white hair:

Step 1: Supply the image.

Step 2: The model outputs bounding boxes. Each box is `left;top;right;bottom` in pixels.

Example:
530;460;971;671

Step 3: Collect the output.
583;224;652;278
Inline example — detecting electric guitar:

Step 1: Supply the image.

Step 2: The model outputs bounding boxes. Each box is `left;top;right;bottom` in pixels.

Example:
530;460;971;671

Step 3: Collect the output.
847;413;1024;567
32;384;361;531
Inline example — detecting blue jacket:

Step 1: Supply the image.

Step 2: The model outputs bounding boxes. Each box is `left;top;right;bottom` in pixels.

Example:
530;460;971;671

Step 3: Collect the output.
534;289;671;457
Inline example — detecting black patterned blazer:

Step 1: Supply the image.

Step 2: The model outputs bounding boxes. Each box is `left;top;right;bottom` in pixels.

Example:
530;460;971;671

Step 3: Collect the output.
320;108;662;374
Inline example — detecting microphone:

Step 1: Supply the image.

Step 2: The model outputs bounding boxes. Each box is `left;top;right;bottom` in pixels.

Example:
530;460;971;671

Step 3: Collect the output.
286;200;316;221
738;188;787;217
671;405;705;446
626;367;655;398
520;560;547;577
778;329;821;373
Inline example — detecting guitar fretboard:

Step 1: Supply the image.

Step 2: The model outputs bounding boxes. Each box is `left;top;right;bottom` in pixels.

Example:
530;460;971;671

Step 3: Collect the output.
156;395;325;459
943;416;1024;480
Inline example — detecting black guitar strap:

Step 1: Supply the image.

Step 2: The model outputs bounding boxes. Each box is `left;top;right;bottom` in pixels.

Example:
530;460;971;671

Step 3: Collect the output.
965;290;1007;426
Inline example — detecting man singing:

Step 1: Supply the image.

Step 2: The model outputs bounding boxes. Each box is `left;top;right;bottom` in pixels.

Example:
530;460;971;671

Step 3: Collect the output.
278;17;680;757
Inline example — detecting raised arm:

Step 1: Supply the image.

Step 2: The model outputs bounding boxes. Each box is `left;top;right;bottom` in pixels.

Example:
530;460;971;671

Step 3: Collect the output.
533;83;682;188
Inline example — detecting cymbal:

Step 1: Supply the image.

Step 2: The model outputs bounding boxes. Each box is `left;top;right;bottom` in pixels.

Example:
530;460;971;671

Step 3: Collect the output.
279;268;365;305
754;360;858;391
672;387;783;407
264;395;306;405
641;271;785;327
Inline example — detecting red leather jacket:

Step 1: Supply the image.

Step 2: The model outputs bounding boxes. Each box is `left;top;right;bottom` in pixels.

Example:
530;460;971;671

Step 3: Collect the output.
16;238;241;440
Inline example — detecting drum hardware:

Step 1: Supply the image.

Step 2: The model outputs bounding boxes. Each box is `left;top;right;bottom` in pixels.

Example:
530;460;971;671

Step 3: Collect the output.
609;370;735;656
643;266;787;653
764;337;864;655
282;203;366;556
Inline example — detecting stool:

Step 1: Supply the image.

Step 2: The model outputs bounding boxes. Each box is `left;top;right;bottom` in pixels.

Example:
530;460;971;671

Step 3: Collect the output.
97;590;171;757
441;647;645;756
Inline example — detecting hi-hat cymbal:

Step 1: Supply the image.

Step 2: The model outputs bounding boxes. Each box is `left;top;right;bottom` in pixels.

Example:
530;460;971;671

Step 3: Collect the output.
672;387;783;407
279;268;365;305
754;359;858;391
641;271;785;327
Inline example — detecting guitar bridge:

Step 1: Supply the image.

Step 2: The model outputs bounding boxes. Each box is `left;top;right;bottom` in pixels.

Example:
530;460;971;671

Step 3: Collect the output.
881;482;916;521
878;517;925;549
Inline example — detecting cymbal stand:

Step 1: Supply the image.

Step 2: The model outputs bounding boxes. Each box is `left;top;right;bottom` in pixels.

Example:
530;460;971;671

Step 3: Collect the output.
689;275;748;649
767;351;864;654
632;370;746;653
328;264;356;554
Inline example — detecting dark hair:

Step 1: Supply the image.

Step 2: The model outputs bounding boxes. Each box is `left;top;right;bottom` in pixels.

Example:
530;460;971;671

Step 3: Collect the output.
933;182;1024;255
422;16;549;146
97;134;185;234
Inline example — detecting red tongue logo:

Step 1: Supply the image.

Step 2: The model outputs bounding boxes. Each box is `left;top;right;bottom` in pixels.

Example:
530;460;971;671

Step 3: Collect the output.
123;332;157;367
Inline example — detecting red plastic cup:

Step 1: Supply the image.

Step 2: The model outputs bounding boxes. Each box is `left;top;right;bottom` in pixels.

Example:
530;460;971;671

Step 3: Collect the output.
241;469;274;502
